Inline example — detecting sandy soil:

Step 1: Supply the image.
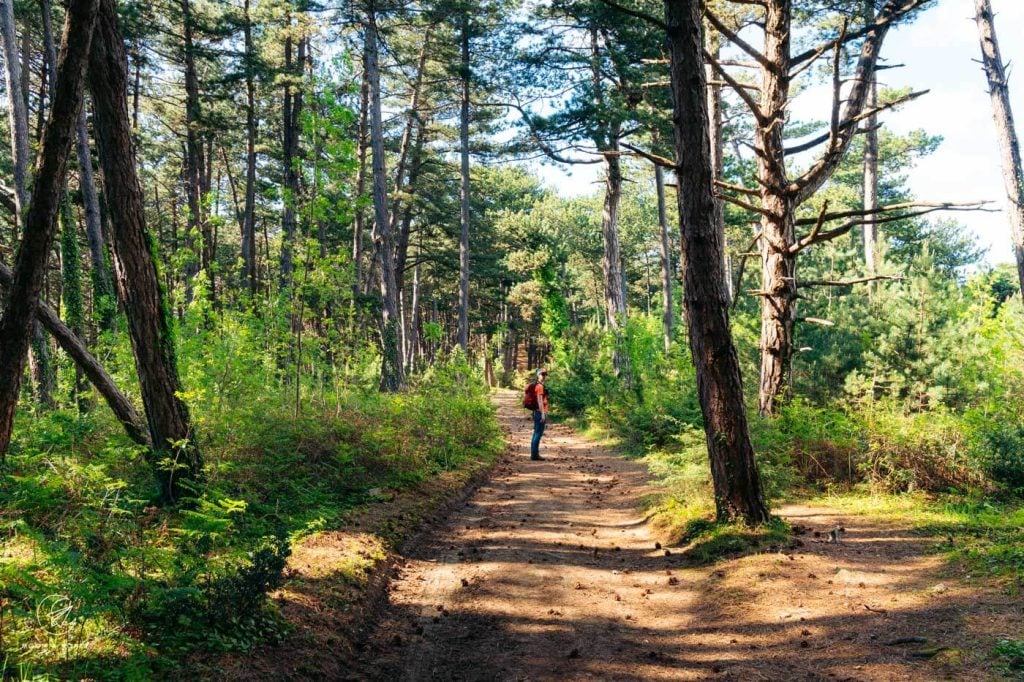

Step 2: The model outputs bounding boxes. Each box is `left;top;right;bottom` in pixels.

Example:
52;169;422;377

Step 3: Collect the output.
348;390;1021;681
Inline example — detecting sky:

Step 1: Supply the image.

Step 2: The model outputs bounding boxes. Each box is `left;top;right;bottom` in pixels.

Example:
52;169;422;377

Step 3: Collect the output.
530;0;1024;266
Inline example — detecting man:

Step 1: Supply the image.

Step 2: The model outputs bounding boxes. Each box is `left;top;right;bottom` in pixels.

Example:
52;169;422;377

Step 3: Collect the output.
531;368;548;461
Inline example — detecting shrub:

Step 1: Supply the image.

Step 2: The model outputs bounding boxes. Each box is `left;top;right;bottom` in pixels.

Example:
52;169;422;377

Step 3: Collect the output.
978;425;1024;494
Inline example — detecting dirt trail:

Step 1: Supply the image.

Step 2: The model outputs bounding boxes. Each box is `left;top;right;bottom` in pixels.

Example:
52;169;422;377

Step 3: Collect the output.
352;391;1020;681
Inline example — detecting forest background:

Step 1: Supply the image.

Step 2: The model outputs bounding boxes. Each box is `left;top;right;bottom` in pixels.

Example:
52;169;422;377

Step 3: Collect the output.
0;0;1021;678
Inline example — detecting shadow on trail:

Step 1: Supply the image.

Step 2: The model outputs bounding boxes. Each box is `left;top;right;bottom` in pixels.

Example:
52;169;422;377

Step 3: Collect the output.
334;391;1016;681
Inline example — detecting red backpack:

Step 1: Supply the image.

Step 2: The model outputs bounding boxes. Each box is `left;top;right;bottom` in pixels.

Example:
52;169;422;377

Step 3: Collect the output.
523;382;539;410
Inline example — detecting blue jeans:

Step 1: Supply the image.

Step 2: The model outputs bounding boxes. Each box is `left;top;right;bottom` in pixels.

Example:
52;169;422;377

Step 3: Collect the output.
531;410;546;459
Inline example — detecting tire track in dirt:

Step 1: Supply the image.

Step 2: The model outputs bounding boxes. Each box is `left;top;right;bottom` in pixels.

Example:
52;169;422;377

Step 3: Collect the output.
350;391;1022;681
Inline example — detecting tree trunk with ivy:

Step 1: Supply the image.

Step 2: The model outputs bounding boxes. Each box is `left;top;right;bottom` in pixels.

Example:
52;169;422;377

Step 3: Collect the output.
89;0;202;503
0;0;98;456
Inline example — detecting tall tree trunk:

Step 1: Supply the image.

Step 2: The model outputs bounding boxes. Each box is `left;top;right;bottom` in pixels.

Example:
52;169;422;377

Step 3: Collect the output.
391;31;431;295
279;31;305;291
89;0;202;503
76;112;114;327
665;0;769;525
241;0;258;296
975;0;1024;296
14;0;60;409
862;0;879;276
457;12;471;353
0;0;29;216
602;146;629;373
394;120;427;294
366;2;403;391
655;162;673;353
408;254;420;370
59;197;87;407
756;0;796;417
590;28;629;380
181;0;206;300
353;66;369;296
0;0;98;455
707;38;729;299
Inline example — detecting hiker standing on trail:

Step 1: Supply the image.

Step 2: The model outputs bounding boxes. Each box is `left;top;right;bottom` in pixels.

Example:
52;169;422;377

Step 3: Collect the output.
528;368;548;461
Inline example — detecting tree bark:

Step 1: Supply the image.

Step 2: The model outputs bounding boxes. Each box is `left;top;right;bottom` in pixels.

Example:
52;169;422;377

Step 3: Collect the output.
394;120;427;294
707;38;729;300
366;1;403;391
279;30;305;291
590;28;629;380
862;0;879;276
392;31;431;295
665;0;769;525
241;0;258;296
59;197;87;407
755;0;797;417
89;0;201;503
457;12;471;353
975;0;1024;297
0;0;98;455
655;163;673;353
77;111;114;327
353;65;369;296
0;0;29;216
181;0;207;299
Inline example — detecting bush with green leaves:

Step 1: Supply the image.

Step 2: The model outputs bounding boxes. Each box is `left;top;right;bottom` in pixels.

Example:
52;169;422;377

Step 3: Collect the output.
0;309;503;679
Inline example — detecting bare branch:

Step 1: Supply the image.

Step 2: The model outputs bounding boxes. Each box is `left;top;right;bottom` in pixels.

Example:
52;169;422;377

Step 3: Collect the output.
791;202;993;252
789;200;830;253
715;179;760;197
790;0;931;67
704;49;768;124
785;90;926;156
829;22;847;151
795;200;993;226
721;193;772;217
799;275;902;287
620;142;676;169
732;231;763;309
704;9;778;75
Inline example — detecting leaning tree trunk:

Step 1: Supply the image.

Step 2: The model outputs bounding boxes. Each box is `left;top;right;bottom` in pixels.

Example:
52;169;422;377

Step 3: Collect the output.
0;0;98;456
665;0;769;525
366;2;403;392
3;0;56;407
0;260;149;445
89;0;202;503
457;12;471;353
975;0;1024;297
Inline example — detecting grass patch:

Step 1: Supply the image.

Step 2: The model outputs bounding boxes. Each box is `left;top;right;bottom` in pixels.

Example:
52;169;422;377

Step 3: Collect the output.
993;639;1024;674
0;357;503;680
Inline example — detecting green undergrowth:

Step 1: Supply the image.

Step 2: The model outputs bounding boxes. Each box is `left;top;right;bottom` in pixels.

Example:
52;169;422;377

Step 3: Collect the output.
0;351;502;680
808;490;1024;590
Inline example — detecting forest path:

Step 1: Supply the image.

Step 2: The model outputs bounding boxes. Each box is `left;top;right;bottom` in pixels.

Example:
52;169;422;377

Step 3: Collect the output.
352;390;1019;681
